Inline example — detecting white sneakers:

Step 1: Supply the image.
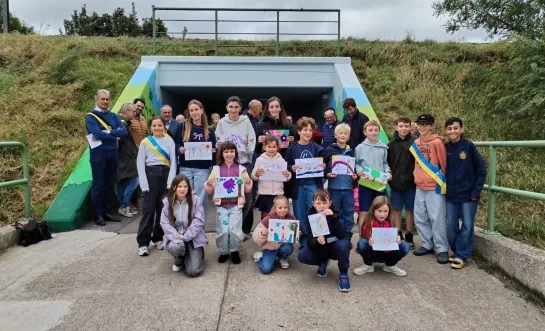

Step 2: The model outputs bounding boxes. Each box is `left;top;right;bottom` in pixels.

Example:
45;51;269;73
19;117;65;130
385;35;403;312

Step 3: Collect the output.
353;263;407;277
353;264;374;275
253;252;263;262
279;259;290;269
118;206;137;218
151;241;164;250
382;265;407;276
172;264;182;272
138;246;149;256
253;252;290;269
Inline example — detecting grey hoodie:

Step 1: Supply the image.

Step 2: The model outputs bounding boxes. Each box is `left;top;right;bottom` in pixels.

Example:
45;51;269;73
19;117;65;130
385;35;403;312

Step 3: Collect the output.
215;114;256;164
355;138;391;175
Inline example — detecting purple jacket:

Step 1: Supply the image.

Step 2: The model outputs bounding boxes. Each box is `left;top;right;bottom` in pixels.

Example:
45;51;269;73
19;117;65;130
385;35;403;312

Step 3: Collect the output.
160;194;208;249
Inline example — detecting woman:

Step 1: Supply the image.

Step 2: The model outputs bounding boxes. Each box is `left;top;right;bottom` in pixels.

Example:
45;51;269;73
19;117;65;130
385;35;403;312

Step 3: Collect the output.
256;96;295;157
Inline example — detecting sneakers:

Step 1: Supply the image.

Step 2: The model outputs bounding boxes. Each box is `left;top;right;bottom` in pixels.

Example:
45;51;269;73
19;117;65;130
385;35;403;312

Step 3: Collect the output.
413;246;434;256
405;232;415;250
382;265;407;276
338;273;351;292
451;258;465;269
317;261;329;277
118;207;133;218
129;207;138;215
151;241;164;250
172;264;182;272
448;256;456;262
279;259;290;269
253;252;263;262
138;246;149;256
231;251;241;264
353;264;374;275
218;254;229;263
437;252;449;264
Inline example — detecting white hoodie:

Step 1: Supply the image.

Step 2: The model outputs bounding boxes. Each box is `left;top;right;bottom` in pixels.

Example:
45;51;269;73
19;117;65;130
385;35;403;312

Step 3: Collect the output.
215;114;256;165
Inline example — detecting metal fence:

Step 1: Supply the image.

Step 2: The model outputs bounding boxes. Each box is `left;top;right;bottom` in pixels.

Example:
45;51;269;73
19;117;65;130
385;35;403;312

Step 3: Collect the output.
151;7;341;56
0;141;31;218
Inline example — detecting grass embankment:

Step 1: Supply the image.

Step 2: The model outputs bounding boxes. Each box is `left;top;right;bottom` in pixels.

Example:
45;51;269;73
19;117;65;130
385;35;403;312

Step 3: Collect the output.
0;35;543;248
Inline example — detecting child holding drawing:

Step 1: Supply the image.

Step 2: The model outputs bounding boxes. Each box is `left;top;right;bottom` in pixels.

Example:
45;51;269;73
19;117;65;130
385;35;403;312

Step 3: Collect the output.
252;196;296;273
298;189;352;292
353;196;409;277
252;135;291;218
204;141;252;264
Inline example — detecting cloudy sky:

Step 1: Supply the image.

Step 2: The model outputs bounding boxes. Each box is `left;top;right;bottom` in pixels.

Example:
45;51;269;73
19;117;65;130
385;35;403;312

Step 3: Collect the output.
10;0;489;42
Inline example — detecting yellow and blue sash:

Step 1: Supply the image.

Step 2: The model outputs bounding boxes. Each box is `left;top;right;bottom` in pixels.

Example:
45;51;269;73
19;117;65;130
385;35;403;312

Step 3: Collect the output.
143;136;171;167
409;141;446;194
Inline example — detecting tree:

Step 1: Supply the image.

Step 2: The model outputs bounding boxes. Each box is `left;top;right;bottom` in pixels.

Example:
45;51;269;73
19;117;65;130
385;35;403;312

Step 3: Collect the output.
432;0;545;40
0;2;34;34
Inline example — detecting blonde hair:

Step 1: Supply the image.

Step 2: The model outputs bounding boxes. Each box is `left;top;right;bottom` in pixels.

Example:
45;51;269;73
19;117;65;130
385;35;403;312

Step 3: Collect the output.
334;123;351;135
361;196;393;237
183;100;210;142
364;120;380;131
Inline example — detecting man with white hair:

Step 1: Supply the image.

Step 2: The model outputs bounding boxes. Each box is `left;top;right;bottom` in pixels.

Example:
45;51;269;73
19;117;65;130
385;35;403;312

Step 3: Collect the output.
85;89;127;226
161;104;180;138
176;114;185;123
322;107;339;149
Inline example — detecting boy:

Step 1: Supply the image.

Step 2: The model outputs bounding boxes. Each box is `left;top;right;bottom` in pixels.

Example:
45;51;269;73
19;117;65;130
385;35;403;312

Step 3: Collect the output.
444;117;486;269
410;114;449;264
285;117;325;247
354;120;391;225
387;116;416;249
323;124;358;246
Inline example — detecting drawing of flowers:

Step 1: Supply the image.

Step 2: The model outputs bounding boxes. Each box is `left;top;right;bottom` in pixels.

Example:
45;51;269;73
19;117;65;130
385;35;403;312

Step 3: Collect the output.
223;178;236;193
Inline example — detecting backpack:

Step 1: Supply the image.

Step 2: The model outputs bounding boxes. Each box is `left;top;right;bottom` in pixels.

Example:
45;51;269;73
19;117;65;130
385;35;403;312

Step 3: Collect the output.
13;219;53;247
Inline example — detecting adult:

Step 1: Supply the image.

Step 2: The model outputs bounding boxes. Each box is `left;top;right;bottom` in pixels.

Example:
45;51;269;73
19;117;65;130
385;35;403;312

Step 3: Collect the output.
117;103;139;218
321;107;338;149
215;96;257;239
176;114;185;123
161;105;180;138
131;98;149;149
242;100;263;203
341;97;369;148
85;89;126;225
256;97;295;156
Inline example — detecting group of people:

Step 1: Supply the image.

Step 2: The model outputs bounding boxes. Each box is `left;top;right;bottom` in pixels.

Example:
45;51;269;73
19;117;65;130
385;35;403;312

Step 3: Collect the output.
85;89;487;292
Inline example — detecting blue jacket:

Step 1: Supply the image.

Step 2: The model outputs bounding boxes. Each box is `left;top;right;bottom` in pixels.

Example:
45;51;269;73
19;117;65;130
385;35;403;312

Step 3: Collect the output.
165;118;180;139
85;108;127;151
323;143;355;190
321;120;338;149
445;137;487;203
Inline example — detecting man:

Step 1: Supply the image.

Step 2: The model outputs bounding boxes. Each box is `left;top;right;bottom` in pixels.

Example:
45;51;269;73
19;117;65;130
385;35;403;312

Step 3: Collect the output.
131;98;149;149
242;100;262;209
341;97;369;148
321;107;338;149
161;105;180;138
117;103;139;218
85;89;126;225
175;114;185;123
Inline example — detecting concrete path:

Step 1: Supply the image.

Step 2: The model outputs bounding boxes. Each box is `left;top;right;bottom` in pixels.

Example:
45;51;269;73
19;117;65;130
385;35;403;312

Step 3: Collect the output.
1;208;544;331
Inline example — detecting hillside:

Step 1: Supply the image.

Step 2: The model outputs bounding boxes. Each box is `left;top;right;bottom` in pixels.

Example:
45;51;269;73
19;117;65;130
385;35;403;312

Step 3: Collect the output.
0;35;544;248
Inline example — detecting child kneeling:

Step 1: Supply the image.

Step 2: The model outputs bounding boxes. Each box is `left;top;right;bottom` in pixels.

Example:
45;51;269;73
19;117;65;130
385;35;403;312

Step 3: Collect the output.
298;189;352;292
353;196;409;277
252;196;295;274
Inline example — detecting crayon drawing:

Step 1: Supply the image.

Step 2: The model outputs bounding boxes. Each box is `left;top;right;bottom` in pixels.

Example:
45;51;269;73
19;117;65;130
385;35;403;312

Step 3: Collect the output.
214;176;243;199
308;213;330;237
358;166;388;192
218;134;246;151
295;157;324;178
268;219;300;243
331;155;356;175
371;227;399;251
263;129;290;148
260;160;288;181
184;142;213;161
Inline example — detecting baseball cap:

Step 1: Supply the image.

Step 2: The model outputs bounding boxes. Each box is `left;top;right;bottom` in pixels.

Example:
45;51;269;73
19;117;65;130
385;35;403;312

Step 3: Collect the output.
415;114;434;124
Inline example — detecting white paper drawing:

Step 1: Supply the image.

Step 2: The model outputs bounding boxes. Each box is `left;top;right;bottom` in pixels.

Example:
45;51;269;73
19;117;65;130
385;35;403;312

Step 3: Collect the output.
371;227;399;251
218;134;246;151
295;157;324;178
86;134;102;149
268;219;300;243
308;213;330;237
184;141;213;161
213;176;243;199
331;155;356;176
259;160;288;181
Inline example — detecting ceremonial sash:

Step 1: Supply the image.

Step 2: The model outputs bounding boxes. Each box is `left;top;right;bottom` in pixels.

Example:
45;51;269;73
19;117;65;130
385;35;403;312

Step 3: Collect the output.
143;136;171;167
86;113;112;130
409;142;446;194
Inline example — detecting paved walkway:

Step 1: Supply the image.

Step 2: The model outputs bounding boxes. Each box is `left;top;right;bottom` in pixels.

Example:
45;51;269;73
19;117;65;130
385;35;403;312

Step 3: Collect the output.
1;208;544;331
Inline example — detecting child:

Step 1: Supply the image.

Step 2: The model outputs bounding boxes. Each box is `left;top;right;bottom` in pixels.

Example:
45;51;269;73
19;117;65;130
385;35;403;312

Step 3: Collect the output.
353;196;409;276
136;117;177;256
210;113;220;131
160;175;208;277
285;117;325;247
204;141;252;264
323;123;358;245
298;189;352;292
252;196;296;274
445;117;486;269
410;114;449;264
355;120;391;226
387;116;416;249
411;122;420;138
252;135;292;218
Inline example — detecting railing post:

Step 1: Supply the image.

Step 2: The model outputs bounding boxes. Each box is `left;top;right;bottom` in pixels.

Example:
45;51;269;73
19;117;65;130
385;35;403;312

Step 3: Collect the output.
21;144;31;218
337;10;341;56
276;10;280;56
214;10;218;55
152;6;156;55
484;146;498;234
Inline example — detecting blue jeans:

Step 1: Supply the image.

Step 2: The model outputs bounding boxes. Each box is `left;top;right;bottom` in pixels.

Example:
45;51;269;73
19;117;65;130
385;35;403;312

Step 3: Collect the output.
257;244;294;274
356;239;410;266
90;150;119;217
329;189;355;241
179;167;210;212
293;184;318;246
118;177;139;208
446;201;477;260
298;239;350;274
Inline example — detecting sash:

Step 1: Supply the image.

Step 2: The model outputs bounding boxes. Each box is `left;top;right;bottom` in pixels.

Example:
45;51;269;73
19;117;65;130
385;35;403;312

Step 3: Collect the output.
143;136;171;167
409;142;446;194
86;113;112;130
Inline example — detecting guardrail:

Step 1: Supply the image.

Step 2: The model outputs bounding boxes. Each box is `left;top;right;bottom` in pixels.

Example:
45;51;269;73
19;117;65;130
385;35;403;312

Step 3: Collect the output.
151;7;341;56
0;141;31;218
474;140;545;234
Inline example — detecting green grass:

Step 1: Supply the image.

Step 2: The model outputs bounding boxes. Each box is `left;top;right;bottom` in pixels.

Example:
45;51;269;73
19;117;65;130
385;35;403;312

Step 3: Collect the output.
0;35;544;249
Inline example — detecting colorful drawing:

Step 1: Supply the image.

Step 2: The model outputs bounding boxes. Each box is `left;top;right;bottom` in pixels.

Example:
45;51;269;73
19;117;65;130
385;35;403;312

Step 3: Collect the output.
371;227;399;251
259;160;288;181
263;129;290;148
308;213;330;237
218;134;246;152
268;219;300;243
331;155;356;175
184;142;213;161
214;176;243;199
295;157;324;179
358;166;388;192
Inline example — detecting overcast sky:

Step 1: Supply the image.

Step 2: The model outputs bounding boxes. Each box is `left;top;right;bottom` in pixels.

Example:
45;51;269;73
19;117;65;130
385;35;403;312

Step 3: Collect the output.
10;0;489;42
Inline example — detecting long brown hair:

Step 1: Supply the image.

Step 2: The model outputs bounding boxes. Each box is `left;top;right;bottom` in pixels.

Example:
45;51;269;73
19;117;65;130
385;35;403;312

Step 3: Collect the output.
216;141;239;165
262;96;290;128
360;196;393;236
168;175;194;228
183;99;210;142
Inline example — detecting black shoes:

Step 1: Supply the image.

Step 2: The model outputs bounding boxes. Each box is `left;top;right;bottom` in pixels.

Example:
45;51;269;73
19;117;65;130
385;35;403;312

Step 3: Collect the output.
231;251;241;264
95;216;106;226
104;213;122;222
218;254;229;263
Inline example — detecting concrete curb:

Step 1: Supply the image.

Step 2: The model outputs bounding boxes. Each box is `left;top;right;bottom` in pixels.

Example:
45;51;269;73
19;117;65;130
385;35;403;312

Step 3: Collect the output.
0;225;19;253
474;226;545;296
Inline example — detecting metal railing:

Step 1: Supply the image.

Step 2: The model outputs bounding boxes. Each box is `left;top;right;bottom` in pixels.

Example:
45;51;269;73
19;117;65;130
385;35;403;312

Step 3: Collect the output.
474;140;545;234
151;7;341;56
0;141;31;218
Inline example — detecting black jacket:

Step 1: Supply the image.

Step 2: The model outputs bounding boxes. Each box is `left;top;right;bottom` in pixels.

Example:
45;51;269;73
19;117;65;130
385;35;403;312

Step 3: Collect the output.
117;121;138;180
342;110;369;148
256;116;295;155
305;206;346;251
387;131;416;191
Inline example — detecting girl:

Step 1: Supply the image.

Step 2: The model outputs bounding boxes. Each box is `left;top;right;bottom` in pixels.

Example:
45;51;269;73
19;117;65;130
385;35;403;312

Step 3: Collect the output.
256;96;295;156
251;135;291;218
204;141;252;264
297;189;352;292
136;117;177;256
160;175;208;277
176;100;216;217
252;196;295;274
353;196;409;277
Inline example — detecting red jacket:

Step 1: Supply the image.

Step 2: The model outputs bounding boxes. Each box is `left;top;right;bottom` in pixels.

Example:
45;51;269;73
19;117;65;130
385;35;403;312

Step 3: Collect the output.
360;219;393;240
